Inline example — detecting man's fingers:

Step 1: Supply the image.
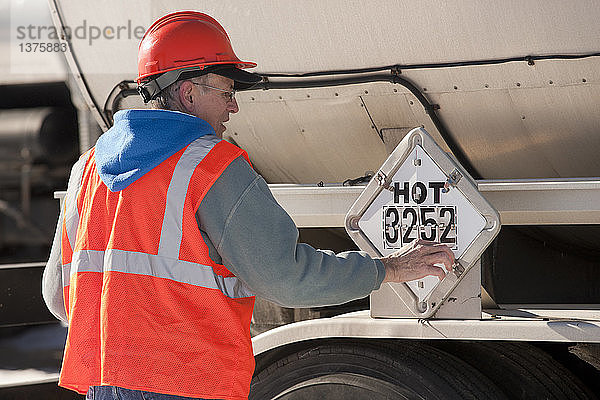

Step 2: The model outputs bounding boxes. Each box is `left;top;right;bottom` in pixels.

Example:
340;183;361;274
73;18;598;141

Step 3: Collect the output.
431;243;456;264
423;252;453;272
414;245;455;267
424;265;446;280
413;241;456;265
415;239;437;247
381;240;457;283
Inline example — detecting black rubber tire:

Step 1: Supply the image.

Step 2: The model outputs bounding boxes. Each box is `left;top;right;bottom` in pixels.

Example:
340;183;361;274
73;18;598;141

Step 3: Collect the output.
433;341;598;400
250;340;508;400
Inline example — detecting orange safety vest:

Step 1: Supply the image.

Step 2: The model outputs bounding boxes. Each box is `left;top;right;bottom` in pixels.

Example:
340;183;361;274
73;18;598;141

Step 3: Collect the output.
59;137;256;400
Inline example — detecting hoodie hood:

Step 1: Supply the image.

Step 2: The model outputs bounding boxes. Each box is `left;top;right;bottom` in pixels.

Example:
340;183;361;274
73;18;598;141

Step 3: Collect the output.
95;109;215;192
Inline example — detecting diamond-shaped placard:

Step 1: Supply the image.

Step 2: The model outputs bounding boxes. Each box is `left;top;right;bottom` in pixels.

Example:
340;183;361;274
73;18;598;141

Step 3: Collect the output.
345;128;500;318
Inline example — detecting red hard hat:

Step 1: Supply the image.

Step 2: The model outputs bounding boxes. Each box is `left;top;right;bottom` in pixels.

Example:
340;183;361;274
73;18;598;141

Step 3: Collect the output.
137;11;260;102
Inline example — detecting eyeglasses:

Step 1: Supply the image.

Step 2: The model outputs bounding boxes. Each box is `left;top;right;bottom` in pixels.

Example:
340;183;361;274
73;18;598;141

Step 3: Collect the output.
192;82;236;102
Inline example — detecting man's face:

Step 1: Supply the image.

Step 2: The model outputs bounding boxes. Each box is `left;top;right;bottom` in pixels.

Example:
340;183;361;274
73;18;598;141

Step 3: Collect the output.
189;74;239;138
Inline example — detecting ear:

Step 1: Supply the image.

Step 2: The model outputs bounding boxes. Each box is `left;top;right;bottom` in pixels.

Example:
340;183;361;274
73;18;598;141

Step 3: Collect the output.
178;81;195;112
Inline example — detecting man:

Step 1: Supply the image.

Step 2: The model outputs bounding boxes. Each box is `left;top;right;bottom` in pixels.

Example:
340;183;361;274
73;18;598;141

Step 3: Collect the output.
43;11;454;400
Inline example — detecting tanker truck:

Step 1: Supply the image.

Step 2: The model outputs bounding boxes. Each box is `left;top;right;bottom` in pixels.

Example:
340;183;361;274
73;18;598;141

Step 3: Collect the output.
46;0;600;398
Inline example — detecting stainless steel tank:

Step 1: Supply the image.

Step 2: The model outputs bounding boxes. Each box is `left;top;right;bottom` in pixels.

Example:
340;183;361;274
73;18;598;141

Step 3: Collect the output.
49;0;600;183
48;0;600;304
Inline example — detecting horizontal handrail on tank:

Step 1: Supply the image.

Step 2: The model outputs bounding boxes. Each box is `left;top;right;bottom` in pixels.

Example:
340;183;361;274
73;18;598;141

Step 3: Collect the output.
0;262;46;270
54;177;600;227
268;178;600;227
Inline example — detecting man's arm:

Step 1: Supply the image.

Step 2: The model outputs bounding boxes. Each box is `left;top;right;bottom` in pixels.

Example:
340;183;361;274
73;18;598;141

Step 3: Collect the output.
197;156;453;307
43;204;67;322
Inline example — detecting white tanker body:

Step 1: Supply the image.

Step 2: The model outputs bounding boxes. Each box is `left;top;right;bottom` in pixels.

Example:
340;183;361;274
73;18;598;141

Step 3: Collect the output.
49;1;600;398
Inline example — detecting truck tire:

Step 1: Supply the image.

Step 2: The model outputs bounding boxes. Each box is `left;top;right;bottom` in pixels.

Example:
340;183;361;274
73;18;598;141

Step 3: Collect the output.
250;340;508;400
433;341;597;400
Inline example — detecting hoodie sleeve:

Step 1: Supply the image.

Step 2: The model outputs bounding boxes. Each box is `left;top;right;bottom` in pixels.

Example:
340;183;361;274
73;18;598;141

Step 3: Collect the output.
196;156;385;307
43;203;67;322
42;154;88;323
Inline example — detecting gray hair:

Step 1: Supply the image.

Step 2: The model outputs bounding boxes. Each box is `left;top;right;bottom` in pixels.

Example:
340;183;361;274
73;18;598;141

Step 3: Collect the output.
149;74;211;111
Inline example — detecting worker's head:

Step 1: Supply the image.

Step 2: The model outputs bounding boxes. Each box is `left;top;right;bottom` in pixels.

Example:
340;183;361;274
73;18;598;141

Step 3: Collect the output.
136;11;260;136
154;73;239;137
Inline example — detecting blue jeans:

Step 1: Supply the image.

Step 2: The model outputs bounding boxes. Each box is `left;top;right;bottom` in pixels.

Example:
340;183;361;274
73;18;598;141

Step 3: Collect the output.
86;386;213;400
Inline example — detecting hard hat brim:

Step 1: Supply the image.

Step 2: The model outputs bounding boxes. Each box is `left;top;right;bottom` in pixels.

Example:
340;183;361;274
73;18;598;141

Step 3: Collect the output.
138;64;263;103
208;66;263;90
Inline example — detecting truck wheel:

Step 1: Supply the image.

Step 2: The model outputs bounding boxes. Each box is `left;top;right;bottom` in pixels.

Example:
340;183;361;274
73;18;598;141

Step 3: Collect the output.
433;341;597;400
250;340;507;400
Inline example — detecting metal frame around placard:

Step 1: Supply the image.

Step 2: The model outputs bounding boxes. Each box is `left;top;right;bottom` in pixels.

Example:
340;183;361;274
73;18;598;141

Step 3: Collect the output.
345;127;501;318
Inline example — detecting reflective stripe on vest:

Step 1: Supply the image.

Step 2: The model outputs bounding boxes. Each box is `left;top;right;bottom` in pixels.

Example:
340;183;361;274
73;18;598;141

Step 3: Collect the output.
61;153;89;265
158;135;218;257
60;152;91;315
65;249;253;299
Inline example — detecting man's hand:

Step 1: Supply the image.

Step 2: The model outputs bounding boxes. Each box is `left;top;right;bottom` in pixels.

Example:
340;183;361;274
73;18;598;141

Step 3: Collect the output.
379;239;455;284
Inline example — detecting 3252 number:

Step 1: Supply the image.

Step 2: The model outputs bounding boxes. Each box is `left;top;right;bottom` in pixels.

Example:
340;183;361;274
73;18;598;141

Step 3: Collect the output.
383;206;457;249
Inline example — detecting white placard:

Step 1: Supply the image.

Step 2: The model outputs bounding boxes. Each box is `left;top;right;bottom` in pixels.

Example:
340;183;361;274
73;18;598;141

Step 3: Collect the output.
357;145;485;301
